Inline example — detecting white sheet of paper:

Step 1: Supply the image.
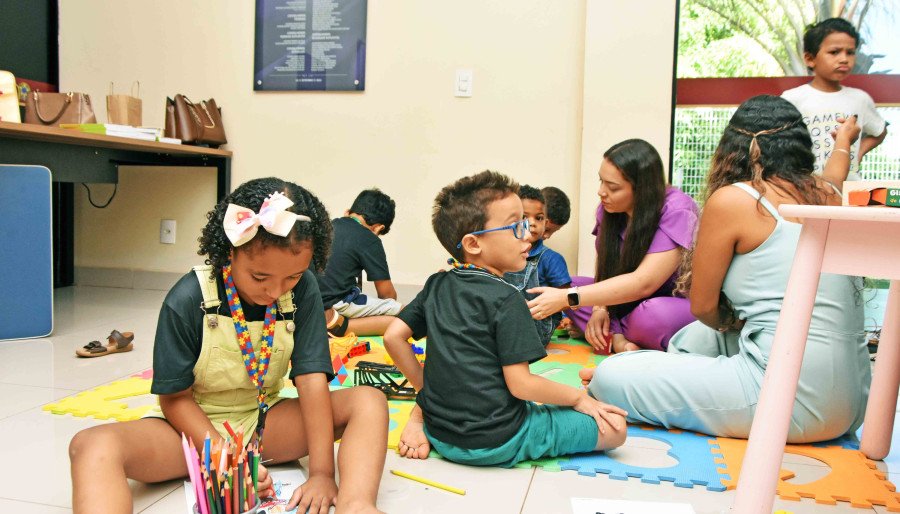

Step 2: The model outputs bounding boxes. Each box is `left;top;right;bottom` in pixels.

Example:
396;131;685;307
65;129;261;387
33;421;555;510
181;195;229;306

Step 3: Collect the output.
184;468;307;513
571;497;697;514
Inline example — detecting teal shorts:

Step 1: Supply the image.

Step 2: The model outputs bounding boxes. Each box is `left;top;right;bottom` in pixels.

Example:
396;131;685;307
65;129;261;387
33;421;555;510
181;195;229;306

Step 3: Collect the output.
425;402;599;468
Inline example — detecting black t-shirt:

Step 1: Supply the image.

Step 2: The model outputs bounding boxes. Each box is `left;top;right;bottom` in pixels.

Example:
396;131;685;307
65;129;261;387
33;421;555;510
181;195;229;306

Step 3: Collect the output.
319;217;391;308
398;267;547;449
151;269;334;395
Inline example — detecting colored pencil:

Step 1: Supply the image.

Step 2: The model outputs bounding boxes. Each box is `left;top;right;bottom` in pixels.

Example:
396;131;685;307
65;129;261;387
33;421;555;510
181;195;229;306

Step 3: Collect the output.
190;440;210;514
181;435;204;514
179;429;262;514
390;469;466;495
237;457;244;513
223;420;238;439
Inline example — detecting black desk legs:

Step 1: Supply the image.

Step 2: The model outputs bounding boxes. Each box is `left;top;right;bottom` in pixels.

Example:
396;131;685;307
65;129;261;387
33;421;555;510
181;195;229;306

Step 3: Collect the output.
52;182;74;287
216;158;231;201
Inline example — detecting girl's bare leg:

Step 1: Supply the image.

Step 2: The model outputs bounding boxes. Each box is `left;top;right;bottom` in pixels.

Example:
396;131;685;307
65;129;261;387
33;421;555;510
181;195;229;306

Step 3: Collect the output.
70;418;187;514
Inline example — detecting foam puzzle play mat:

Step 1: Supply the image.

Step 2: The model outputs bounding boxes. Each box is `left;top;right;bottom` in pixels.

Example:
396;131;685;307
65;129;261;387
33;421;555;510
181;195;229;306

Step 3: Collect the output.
43;333;900;510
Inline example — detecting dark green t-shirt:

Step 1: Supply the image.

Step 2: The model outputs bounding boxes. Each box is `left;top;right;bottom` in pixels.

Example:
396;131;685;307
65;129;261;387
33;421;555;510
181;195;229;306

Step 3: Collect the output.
398;267;547;449
318;217;391;308
151;270;334;395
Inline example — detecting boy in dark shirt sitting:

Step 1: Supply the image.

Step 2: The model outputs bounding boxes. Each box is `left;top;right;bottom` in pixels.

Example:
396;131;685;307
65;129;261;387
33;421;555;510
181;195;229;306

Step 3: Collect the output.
384;170;626;466
320;189;401;336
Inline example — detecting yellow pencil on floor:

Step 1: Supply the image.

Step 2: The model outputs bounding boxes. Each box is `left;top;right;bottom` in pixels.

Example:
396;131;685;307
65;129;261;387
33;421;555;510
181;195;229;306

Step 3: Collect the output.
390;469;466;495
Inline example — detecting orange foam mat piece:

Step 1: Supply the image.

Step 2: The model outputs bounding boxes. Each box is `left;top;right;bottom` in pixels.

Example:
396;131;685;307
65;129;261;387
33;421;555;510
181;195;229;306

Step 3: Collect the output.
713;437;900;510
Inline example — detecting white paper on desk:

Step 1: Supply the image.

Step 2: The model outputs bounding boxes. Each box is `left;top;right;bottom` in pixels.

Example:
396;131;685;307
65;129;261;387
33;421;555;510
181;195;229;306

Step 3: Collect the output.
184;468;307;513
571;497;697;514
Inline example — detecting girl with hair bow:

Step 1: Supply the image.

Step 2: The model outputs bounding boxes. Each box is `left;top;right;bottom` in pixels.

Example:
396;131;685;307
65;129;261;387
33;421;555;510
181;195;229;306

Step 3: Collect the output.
70;177;389;514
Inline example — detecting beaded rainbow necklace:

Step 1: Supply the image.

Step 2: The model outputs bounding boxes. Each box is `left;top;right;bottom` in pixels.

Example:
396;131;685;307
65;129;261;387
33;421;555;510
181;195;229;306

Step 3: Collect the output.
222;262;276;444
447;258;494;275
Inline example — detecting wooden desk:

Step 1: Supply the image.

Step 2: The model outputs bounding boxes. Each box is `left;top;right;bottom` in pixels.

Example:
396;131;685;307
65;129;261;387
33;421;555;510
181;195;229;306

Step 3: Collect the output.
0;121;231;198
0;121;232;285
731;205;900;514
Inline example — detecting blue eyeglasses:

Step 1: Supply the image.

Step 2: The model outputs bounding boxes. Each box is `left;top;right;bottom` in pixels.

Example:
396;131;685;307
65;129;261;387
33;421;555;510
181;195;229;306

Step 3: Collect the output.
456;219;530;249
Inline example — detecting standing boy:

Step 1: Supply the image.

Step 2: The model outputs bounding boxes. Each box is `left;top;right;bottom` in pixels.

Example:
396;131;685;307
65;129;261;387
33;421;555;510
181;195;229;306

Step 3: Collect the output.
384;171;626;466
782;17;887;180
320;189;401;336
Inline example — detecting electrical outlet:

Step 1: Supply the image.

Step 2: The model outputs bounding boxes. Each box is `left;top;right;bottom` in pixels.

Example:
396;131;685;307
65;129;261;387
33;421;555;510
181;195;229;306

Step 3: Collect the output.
160;219;176;244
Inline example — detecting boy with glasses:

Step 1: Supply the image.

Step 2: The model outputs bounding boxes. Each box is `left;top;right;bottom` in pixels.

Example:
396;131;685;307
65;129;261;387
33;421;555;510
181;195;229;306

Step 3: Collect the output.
383;170;626;465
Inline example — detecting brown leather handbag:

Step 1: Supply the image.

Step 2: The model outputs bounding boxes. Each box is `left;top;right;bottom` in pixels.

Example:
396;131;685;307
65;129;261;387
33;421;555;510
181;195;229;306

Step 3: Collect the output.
164;94;226;147
24;91;97;126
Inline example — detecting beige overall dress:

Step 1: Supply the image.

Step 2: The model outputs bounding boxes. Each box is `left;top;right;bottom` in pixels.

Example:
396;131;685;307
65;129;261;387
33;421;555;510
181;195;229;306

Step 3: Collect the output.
145;265;298;441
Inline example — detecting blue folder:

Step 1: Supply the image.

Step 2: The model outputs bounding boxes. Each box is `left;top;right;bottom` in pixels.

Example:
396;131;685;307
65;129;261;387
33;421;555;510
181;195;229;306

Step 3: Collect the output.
0;164;53;340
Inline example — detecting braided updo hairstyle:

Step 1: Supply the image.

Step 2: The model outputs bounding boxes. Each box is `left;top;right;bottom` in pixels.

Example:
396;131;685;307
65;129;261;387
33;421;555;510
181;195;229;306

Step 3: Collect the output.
198;177;333;273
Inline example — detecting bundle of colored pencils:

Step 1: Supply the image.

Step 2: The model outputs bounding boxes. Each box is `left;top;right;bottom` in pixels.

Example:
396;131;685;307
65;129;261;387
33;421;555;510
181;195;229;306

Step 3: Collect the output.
181;423;263;514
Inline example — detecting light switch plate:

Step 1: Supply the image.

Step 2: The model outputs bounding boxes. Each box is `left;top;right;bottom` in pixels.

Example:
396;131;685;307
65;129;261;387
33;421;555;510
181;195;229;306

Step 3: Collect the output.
160;219;176;244
455;69;473;97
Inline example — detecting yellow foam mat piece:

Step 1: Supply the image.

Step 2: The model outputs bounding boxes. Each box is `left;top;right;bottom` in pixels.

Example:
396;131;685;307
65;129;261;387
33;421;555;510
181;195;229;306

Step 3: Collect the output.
387;400;415;450
43;376;154;421
713;437;900;510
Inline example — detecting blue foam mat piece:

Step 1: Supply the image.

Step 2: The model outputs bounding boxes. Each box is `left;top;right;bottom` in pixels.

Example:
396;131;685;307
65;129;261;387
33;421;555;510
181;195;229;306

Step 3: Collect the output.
560;426;729;491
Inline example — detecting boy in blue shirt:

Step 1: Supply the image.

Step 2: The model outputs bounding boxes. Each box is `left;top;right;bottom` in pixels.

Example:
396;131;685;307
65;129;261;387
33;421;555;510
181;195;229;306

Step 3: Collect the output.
384;170;626;466
503;185;571;345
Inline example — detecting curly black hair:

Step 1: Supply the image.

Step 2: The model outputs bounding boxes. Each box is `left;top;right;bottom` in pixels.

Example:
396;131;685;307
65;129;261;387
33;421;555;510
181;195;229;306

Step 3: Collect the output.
198;177;333;274
541;186;571;225
349;188;396;235
518;184;544;204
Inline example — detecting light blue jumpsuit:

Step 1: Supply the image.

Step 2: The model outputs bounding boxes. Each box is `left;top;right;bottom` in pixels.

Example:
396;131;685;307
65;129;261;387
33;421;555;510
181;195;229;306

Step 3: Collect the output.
589;183;871;443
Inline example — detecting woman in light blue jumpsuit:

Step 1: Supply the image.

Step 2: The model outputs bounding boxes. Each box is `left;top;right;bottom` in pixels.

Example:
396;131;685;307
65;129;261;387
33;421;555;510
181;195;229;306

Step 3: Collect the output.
587;95;871;443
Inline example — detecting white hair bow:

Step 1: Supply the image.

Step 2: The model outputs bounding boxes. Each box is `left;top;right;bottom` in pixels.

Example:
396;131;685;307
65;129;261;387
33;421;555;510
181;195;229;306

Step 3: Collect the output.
223;192;311;247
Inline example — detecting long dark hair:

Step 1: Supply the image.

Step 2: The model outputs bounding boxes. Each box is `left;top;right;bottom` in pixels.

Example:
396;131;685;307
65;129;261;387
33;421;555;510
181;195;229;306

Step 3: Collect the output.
677;95;827;294
596;139;666;317
198;177;333;274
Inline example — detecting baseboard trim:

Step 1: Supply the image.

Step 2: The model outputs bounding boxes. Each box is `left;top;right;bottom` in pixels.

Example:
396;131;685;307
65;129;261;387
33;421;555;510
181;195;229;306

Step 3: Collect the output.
75;267;182;291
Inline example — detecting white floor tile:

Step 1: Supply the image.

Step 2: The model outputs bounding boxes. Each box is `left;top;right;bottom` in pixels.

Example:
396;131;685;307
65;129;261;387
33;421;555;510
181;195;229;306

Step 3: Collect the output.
0;319;156;390
0;384;76;420
137;485;185;514
377;451;533;514
0;498;72;513
0;407;104;508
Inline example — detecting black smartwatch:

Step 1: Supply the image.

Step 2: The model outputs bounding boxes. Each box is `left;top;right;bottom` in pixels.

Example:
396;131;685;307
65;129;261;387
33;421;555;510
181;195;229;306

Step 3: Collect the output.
566;286;580;310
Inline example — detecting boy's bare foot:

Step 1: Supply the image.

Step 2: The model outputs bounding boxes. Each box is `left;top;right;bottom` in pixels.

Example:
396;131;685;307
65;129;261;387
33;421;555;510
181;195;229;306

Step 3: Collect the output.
398;406;430;459
578;367;596;387
611;334;640;353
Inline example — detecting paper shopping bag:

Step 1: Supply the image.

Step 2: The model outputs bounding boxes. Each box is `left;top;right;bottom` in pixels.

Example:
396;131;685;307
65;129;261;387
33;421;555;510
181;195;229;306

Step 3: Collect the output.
106;81;142;126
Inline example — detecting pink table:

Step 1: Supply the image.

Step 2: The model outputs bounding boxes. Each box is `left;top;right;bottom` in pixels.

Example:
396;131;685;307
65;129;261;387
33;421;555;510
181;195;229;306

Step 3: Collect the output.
732;205;900;514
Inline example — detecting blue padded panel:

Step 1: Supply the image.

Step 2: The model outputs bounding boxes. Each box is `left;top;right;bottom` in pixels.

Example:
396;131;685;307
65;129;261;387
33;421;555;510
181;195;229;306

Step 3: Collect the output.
0;165;53;340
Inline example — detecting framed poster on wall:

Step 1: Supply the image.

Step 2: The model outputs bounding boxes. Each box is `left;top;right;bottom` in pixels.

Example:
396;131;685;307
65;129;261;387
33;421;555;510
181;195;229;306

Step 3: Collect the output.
254;0;367;91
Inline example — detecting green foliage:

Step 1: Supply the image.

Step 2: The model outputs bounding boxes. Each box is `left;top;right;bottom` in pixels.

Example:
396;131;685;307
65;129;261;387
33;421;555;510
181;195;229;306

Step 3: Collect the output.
677;0;882;78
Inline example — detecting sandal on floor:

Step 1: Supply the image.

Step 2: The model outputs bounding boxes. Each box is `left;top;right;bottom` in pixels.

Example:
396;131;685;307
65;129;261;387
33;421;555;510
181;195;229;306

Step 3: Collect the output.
76;330;134;358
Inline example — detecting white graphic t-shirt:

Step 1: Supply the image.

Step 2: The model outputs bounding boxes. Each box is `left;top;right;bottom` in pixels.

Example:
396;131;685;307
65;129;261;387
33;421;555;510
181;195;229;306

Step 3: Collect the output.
782;84;886;180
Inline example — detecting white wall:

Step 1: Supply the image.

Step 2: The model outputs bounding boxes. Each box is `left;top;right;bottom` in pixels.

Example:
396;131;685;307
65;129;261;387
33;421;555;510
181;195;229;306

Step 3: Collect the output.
60;0;676;285
576;1;678;275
